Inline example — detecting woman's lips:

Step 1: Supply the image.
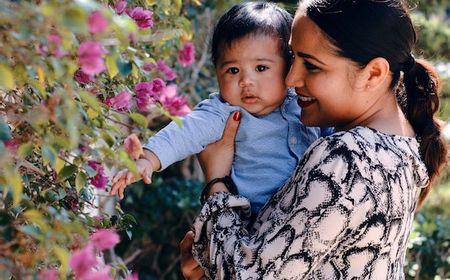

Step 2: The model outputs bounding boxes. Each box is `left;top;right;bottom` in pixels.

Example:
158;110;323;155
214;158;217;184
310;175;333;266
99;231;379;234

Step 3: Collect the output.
297;95;316;108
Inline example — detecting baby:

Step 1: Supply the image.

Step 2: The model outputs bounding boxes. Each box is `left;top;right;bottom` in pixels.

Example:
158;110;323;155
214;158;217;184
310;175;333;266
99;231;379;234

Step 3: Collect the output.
111;2;330;214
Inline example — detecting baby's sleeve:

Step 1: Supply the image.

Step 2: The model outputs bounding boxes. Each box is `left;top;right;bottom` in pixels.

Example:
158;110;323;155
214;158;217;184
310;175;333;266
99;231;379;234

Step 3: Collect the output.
143;97;230;170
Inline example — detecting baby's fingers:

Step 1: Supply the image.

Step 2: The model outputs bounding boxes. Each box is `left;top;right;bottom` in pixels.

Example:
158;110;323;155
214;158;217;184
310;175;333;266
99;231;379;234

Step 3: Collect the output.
112;169;128;184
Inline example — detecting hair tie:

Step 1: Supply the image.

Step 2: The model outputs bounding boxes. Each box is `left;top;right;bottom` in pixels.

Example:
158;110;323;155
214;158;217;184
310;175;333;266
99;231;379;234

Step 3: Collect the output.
402;54;416;73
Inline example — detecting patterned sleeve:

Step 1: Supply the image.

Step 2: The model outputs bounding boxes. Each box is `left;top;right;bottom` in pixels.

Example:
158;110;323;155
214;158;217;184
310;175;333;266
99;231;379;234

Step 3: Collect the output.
192;136;364;279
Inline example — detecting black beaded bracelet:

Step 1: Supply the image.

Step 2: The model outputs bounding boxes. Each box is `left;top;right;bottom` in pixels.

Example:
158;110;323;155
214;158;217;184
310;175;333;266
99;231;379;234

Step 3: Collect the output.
200;175;238;205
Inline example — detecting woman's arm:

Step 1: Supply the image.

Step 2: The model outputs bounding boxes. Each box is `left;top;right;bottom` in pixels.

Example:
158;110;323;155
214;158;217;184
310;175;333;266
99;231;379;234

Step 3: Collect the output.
192;134;362;279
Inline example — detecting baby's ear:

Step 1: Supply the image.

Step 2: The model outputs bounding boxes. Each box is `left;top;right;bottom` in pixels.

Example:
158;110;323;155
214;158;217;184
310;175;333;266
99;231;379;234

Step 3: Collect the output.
361;57;390;91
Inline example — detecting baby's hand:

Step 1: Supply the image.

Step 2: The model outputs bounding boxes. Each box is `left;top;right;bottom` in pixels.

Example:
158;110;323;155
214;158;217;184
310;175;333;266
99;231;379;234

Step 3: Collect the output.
110;158;153;200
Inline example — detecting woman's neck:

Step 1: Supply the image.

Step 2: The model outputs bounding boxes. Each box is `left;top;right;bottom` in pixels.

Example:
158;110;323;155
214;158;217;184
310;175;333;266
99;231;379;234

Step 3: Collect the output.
339;90;415;137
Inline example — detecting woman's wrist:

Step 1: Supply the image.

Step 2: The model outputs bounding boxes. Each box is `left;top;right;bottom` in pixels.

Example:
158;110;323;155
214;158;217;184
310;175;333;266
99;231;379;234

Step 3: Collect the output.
200;176;238;205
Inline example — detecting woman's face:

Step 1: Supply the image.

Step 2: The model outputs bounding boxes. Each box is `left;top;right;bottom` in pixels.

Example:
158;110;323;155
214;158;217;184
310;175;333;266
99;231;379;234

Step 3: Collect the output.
286;15;368;129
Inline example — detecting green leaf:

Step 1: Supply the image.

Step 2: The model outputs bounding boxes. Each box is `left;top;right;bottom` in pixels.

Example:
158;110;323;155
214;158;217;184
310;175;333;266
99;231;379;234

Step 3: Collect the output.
75;172;88;193
41;145;57;167
79;91;102;112
57;165;78;182
63;7;87;33
106;53;119;78
0;64;15;90
117;58;133;76
0;118;11;141
129;112;149;128
23;209;50;233
17;143;33;158
101;130;115;147
54;246;70;276
5;167;22;206
170;115;183;128
18;225;41;239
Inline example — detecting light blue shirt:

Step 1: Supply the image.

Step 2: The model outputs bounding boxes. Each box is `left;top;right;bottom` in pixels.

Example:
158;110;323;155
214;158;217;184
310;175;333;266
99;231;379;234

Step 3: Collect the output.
143;90;323;213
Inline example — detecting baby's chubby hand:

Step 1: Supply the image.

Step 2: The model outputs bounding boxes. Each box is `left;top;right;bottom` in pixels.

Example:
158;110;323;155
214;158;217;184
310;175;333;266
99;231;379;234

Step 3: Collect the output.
110;158;154;200
110;134;161;200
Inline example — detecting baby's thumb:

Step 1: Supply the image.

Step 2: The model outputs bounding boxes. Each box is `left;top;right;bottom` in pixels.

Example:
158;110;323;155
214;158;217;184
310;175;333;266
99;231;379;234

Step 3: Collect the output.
221;111;241;145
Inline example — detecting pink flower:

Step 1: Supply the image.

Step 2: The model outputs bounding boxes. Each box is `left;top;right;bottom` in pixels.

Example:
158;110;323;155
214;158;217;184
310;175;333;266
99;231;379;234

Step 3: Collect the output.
159;85;191;116
143;60;177;81
125;273;139;280
69;244;98;278
84;266;113;280
89;229;120;250
88;161;108;189
151;78;166;94
115;1;127;15
47;33;65;58
105;90;132;111
74;69;95;84
177;42;195;67
38;268;59;280
4;139;18;153
129;7;153;29
135;91;152;112
77;41;106;75
88;11;108;33
135;78;166;97
124;134;143;160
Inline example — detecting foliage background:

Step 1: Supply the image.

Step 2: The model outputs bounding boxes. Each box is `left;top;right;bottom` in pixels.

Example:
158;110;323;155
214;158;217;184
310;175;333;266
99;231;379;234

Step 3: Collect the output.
0;0;449;279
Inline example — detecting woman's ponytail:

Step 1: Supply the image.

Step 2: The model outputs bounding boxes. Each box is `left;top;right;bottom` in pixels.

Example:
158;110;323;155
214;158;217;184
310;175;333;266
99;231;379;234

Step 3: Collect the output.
403;58;448;207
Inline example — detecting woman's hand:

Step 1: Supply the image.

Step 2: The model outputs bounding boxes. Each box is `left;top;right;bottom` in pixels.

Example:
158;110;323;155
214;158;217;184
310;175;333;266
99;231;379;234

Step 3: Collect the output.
198;111;241;182
180;231;204;280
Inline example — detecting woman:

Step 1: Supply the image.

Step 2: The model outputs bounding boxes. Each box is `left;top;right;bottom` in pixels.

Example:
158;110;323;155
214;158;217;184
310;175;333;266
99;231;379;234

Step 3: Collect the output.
181;0;447;278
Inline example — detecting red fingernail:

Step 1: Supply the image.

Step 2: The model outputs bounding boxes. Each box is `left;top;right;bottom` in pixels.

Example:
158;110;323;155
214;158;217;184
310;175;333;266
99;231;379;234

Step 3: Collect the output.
233;111;241;121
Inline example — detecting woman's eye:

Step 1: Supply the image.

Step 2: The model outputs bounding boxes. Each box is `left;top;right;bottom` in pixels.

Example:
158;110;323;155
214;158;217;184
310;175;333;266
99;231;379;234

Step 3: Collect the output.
256;65;268;72
226;67;239;74
303;60;320;72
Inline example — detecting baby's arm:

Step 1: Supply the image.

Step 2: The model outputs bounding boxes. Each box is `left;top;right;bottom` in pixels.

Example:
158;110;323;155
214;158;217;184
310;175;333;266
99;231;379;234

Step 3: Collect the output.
110;149;161;199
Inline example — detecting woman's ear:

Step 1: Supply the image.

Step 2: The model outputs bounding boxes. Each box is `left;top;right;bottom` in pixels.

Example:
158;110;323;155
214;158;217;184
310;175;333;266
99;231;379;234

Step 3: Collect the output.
360;57;390;91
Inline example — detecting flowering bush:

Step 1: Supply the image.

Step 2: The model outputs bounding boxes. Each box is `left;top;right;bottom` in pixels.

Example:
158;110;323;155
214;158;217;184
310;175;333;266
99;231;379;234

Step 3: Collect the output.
0;0;198;278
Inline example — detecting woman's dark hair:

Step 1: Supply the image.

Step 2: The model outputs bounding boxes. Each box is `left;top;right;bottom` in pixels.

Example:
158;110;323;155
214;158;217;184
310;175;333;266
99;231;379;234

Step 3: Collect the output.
300;0;447;207
211;2;293;72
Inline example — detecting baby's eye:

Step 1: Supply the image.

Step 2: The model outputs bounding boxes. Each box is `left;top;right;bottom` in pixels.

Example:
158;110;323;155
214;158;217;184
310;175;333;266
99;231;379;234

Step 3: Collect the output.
256;65;268;72
226;67;239;74
303;60;320;72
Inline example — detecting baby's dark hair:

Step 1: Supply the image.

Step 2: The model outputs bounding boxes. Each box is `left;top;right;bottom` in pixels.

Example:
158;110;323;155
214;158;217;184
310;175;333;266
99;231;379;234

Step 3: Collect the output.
211;2;293;71
301;0;448;207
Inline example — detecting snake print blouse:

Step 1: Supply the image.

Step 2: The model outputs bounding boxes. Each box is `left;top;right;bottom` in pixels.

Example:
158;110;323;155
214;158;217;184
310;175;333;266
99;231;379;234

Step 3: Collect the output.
192;126;429;279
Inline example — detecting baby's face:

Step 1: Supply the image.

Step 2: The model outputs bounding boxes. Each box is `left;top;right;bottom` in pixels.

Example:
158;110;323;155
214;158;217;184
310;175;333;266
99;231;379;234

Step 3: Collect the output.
215;34;287;116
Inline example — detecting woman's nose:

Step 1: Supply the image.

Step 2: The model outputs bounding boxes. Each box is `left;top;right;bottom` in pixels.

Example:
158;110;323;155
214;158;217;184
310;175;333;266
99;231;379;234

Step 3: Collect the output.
285;63;305;88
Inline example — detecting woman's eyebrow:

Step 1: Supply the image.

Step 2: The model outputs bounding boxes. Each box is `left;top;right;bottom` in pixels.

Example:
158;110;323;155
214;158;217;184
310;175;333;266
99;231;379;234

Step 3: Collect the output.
296;51;327;66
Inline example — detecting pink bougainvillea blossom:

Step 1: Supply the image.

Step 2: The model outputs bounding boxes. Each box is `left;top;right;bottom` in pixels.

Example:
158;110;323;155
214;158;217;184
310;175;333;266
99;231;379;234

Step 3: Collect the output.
4;139;19;153
135;91;152;112
77;41;106;75
142;60;177;81
47;33;65;58
89;229;120;250
88;11;108;33
87;161;108;189
177;42;196;67
69;244;98;279
125;273;139;280
114;1;127;15
151;78;166;94
124;134;143;160
129;7;154;29
38;268;59;280
74;69;95;85
84;266;113;280
159;85;191;116
105;90;132;111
